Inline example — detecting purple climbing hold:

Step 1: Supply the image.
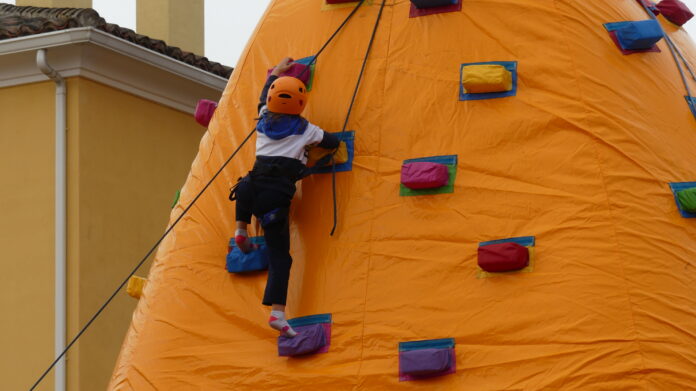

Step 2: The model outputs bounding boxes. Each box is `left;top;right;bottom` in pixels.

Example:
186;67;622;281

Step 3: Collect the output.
399;348;452;376
277;323;327;357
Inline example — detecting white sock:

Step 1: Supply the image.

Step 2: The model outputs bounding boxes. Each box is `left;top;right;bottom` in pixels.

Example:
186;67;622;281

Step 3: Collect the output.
234;229;254;253
269;310;297;337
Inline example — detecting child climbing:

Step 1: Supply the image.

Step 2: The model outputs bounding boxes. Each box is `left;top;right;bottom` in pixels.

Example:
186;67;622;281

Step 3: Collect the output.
230;57;340;337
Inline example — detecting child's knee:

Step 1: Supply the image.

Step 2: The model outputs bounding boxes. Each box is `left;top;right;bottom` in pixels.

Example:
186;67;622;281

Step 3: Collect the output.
260;207;289;229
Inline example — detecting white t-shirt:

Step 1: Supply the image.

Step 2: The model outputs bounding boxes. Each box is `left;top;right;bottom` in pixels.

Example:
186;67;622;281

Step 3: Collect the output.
256;106;325;164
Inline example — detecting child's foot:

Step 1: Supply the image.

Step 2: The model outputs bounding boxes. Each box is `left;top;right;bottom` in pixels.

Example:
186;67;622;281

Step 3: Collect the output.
269;310;297;337
234;229;256;253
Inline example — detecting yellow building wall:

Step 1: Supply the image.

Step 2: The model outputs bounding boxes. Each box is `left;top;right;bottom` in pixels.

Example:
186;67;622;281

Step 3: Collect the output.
70;78;205;390
137;0;204;55
0;81;56;391
0;77;206;390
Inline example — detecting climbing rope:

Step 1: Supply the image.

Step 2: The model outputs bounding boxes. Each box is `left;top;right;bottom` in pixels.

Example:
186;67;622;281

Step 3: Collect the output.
329;0;388;236
639;2;695;98
28;2;367;389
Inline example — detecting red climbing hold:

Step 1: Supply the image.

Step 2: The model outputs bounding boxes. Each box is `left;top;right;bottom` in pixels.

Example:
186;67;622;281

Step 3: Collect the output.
478;242;530;273
401;162;449;190
657;0;694;26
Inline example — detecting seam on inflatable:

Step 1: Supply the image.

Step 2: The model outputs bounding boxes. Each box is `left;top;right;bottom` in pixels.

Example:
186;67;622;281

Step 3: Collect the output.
552;0;650;387
353;1;393;388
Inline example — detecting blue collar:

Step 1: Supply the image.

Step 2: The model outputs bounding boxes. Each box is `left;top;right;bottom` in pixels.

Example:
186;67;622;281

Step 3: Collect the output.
256;112;308;140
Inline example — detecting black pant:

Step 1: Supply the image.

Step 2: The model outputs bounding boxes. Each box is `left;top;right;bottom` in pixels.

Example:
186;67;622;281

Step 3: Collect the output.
235;176;294;306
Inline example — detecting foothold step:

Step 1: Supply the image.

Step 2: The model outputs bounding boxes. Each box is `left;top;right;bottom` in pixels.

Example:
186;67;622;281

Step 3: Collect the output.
409;0;461;18
267;56;316;90
461;64;513;94
308;131;355;174
478;242;530;273
226;236;269;273
477;236;536;278
307;141;349;167
677;187;696;212
459;61;518;100
126;276;147;299
657;0;694;26
194;99;217;127
278;314;332;357
669;182;696;218
410;0;457;9
604;21;662;55
615;20;663;50
400;155;457;196
401;162;449;190
399;338;456;381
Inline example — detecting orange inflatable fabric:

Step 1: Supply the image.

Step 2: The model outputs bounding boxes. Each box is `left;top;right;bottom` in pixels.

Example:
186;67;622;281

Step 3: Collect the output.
110;1;696;389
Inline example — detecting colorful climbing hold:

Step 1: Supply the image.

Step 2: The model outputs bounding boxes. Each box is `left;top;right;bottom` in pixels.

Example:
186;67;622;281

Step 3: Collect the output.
400;155;457;196
459;61;518;100
399;338;456;381
126;276;147;299
614;20;664;50
400;161;449;190
677;187;696;213
461;64;513;94
194;99;217;127
278;314;332;357
226;236;270;273
657;0;694;26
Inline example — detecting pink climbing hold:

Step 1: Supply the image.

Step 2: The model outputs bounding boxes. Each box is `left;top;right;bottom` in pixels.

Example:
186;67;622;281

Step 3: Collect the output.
266;62;312;86
401;162;449;190
194;99;218;127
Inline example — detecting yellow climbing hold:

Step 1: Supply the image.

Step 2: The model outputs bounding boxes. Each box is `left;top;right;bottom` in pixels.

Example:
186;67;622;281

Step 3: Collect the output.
461;64;512;94
307;141;348;166
126;276;147;299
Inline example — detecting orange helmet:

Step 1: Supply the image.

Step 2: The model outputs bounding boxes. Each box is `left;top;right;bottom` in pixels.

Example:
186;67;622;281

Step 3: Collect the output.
266;76;308;115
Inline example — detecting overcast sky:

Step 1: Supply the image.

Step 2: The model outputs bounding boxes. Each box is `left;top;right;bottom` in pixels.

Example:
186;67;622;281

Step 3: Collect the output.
89;0;272;66
4;0;696;67
4;0;271;66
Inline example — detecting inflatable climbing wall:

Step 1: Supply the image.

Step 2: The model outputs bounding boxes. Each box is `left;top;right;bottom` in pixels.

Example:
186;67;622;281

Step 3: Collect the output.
110;0;696;389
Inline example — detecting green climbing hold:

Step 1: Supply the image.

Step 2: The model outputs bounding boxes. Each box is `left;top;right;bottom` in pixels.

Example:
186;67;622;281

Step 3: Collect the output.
677;188;696;213
171;189;181;209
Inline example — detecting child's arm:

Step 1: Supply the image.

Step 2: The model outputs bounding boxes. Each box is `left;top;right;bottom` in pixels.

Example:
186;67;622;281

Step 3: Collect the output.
258;57;296;113
316;131;340;149
258;76;278;114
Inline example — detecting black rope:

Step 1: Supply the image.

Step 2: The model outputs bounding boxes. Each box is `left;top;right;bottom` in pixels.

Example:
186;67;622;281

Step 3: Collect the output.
297;0;366;82
330;0;387;236
28;127;256;391
28;2;367;389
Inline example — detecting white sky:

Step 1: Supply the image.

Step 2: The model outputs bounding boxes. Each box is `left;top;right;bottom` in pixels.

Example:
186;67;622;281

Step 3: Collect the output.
3;0;696;67
3;0;271;66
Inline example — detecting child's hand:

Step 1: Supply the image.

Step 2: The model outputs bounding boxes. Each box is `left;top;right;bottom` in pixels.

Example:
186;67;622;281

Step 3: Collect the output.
271;57;295;76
